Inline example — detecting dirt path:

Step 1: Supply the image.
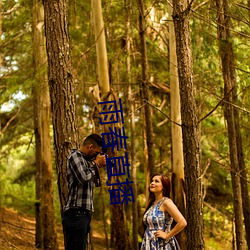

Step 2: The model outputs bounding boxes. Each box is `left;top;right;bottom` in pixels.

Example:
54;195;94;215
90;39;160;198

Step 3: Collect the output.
0;207;107;250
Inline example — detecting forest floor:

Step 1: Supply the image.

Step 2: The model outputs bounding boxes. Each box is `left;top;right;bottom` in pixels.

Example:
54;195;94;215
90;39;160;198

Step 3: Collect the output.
0;207;107;250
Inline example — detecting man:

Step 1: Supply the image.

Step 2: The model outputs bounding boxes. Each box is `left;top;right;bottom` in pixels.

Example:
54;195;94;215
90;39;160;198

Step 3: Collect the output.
62;134;106;250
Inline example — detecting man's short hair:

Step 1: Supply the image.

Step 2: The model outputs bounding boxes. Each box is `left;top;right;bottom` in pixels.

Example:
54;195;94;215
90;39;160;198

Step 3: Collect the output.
83;134;103;148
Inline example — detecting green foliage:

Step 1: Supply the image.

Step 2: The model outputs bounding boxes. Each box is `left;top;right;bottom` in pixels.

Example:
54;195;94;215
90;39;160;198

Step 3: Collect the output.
2;180;36;216
0;138;36;215
204;205;233;249
93;184;111;221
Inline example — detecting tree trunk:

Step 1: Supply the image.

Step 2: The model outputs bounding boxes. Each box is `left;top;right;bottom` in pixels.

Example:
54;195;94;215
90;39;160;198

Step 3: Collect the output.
100;182;109;250
168;3;186;250
96;94;129;250
32;0;43;247
125;0;138;248
235;111;250;248
89;95;109;250
32;1;58;249
110;203;127;250
43;0;78;211
172;1;204;249
216;0;246;248
92;1;128;249
137;0;155;178
92;0;110;94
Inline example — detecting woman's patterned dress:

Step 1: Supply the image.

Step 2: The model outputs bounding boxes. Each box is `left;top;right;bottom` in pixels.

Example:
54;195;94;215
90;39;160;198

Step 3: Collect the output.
141;197;180;250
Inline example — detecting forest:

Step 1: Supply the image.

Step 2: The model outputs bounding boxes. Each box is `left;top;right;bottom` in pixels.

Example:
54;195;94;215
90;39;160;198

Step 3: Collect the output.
0;0;249;249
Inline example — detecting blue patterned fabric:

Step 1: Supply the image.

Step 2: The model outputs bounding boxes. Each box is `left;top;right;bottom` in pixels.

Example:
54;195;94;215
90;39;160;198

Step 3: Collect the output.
141;198;180;250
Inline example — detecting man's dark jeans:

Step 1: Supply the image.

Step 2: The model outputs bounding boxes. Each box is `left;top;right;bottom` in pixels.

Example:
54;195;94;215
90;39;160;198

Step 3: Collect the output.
62;208;91;250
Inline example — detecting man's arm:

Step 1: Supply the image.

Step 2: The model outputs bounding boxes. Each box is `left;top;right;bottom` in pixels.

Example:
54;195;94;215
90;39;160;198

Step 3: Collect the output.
69;151;95;183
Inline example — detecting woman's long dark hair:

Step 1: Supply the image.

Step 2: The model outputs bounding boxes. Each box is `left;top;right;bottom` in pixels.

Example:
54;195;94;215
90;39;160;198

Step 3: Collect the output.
145;173;171;212
142;173;171;233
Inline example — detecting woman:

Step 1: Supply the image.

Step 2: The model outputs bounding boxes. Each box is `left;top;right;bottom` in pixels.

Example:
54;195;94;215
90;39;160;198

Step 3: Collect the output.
141;173;187;250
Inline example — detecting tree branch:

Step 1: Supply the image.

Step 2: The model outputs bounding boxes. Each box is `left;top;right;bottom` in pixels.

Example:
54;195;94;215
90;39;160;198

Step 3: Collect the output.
143;99;182;127
1;107;21;135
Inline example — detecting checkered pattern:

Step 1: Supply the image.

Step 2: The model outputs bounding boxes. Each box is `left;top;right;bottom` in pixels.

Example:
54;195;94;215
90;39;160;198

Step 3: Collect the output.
64;150;96;212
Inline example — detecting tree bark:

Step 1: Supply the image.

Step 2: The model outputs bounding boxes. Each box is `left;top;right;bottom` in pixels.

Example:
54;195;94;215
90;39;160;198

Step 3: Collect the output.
32;1;58;249
216;0;246;248
168;3;186;249
43;0;78;211
125;0;138;248
235;111;250;249
137;0;155;179
92;0;110;94
92;1;128;249
172;1;204;249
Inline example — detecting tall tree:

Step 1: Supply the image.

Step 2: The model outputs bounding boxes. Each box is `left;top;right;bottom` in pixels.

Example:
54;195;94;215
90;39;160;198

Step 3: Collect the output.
32;1;58;249
125;0;138;249
235;112;250;248
137;0;155;180
216;0;247;248
92;1;128;249
172;0;204;249
91;2;111;249
168;3;186;249
92;0;109;94
43;0;78;211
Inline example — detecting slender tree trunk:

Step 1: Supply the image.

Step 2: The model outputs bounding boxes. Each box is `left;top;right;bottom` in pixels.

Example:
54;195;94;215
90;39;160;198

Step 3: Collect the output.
92;0;109;94
235;113;250;248
32;1;43;247
100;183;109;250
172;1;204;249
216;0;246;248
92;1;128;249
92;1;111;248
137;0;155;178
232;219;236;250
32;1;58;249
90;94;109;250
91;2;113;248
129;91;138;250
43;0;78;211
125;0;138;248
168;3;186;250
232;5;250;245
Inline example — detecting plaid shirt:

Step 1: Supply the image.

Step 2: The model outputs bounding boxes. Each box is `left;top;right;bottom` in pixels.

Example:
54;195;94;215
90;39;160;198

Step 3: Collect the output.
64;149;97;212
